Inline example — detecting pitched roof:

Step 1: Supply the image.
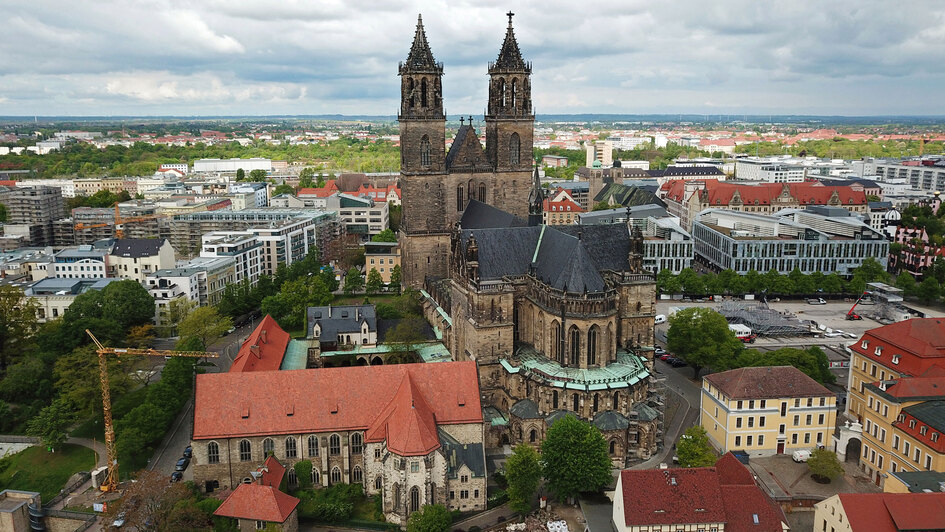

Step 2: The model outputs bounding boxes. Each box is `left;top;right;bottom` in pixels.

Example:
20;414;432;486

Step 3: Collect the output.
193;361;482;440
901;400;945;443
306;305;377;344
297;187;336;198
365;372;440;456
852;319;945;377
492;15;527;71
229;315;290;373
869;375;945;401
593;183;666;208
838;492;945;532
510;399;541;419
214;484;299;523
402;14;440;72
460;199;526;229
109;238;167;258
618;453;785;530
592;410;629;431
704;366;831;400
258;455;285;488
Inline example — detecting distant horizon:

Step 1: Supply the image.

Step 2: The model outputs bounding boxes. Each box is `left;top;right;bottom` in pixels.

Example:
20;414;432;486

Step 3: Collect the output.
2;2;945;116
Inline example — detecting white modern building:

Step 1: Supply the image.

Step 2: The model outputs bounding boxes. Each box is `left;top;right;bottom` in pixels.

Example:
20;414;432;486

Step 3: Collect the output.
25;278;120;322
193;158;272;173
693;207;889;276
228;182;269;208
200;232;262;286
109;238;176;283
52;246;108;279
735;158;805;183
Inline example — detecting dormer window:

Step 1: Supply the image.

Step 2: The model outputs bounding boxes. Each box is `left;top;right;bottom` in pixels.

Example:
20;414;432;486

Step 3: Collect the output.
874;346;883;356
921;426;928;435
910;420;917;429
892;355;900;365
861;340;868;349
933;433;940;442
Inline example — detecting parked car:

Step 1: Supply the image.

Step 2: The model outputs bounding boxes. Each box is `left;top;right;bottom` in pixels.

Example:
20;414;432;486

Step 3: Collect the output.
170;471;182;483
112;512;126;528
660;353;673;361
654;346;667;355
175;457;190;472
669;358;687;368
792;449;812;463
807;298;827;305
654;314;667;324
183;445;193;458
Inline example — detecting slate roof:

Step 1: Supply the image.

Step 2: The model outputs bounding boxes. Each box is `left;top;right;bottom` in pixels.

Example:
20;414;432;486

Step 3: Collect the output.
545;410;572;426
531;227;605;292
903;400;945;433
652;166;725;178
704;366;831;400
889;470;945;493
109;238;167;258
510;399;541;419
592;183;666;208
592;410;630;431
460;199;526;229
307;305;377;343
214;484;299;523
556;224;631;272
440;428;486;478
633;403;660;422
838;492;945;532
193;361;482;440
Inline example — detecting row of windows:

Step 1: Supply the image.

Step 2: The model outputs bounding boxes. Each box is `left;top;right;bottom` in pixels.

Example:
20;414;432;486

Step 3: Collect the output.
368;258;396;265
207;433;363;464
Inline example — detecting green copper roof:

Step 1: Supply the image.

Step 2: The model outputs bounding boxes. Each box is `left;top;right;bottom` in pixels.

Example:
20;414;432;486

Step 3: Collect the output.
483;406;508;426
280;339;313;370
316;341;451;363
499;346;650;391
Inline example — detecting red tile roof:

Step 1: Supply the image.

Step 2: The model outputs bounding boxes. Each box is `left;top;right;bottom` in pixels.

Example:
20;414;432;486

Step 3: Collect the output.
214;483;299;523
838;492;945;532
229;315;290;373
877;375;945;400
852;319;945;377
660;179;868;209
0;180;18;186
193;361;482;440
259;455;285;488
366;372;440;456
704;366;832;400
618;453;785;530
297;187;337;198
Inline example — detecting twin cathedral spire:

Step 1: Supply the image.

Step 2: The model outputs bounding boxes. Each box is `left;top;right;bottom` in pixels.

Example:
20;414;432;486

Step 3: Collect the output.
399;13;534;173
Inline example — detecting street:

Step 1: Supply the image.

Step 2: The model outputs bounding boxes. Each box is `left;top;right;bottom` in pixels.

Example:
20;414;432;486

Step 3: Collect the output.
147;316;261;481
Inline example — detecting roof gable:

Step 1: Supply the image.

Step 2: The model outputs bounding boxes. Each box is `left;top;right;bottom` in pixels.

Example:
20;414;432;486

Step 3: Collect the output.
705;366;831;400
366;372;440;456
229;315;291;373
214;484;299;523
446;125;488;171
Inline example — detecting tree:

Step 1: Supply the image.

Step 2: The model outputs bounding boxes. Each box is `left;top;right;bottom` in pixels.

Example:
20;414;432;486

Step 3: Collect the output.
112;469;190;531
249;169;268;181
592;200;611;211
506;443;541;513
406;503;451;532
731;346;835;385
676;426;716;468
366;268;384;293
807;448;844;482
371;229;398;243
896;272;917;298
162;296;196;336
918;277;942;304
236;168;245;181
540;414;612;501
26;398;75;450
178;306;232;350
273;183;295;196
294;460;314;489
125;324;155;349
343;268;364;295
0;203;7;223
389;264;402;294
261;276;333;331
666;308;743;377
100;280;155;331
0;286;39;372
55;345;132;416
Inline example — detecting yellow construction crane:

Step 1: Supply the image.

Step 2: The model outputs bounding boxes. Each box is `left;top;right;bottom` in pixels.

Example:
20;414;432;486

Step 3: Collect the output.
86;329;218;492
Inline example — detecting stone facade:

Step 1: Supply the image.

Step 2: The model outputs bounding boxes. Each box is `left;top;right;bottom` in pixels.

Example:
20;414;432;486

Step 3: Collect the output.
400;15;534;289
235;509;298;532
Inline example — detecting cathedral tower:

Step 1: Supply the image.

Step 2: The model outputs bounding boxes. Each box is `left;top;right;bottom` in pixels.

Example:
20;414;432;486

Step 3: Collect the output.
485;12;534;174
399;15;446;174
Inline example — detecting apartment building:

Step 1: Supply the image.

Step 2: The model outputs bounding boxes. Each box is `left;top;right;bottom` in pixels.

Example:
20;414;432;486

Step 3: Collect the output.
52;246;108;279
872;158;945;193
25;278;120;322
0;186;65;246
542;189;583;225
845;319;945;488
201;232;262;286
108;238;176;283
702;366;837;457
735;158;805;183
693;207;888;276
364;242;400;284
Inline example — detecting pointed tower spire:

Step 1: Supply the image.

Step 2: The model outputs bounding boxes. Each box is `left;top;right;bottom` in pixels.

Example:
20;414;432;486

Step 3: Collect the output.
402;15;439;72
528;162;544;226
493;11;528;71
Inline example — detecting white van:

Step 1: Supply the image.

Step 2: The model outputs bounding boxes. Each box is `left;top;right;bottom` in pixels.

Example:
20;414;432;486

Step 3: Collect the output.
654;314;667;324
792;449;811;463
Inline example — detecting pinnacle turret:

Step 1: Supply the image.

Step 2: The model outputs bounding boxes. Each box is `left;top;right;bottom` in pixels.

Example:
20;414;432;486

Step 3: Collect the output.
402;14;442;73
491;11;528;72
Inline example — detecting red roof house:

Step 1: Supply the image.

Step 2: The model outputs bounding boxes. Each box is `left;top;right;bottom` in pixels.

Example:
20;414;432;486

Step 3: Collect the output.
815;492;945;531
852;319;945;378
228;315;291;373
613;452;786;532
214;483;299;528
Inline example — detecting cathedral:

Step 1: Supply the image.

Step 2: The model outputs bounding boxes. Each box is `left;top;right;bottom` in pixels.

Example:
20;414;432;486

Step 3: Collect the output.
400;15;662;464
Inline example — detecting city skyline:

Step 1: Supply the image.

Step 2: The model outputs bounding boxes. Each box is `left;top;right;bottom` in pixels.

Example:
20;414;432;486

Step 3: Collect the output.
2;1;945;117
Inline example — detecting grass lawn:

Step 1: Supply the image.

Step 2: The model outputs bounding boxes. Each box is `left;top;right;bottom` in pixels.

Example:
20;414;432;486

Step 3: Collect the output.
334;294;399;306
0;444;97;502
352;494;381;521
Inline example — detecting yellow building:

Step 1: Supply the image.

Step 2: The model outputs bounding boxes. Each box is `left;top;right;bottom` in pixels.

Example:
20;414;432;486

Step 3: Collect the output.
701;366;836;456
814;492;945;531
364;241;400;284
843;319;945;488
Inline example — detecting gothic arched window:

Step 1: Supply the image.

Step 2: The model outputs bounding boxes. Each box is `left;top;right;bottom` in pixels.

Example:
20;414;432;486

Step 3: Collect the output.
263;438;275;457
510;133;521;166
312;468;321;485
511;78;517;108
479;183;486;202
352;466;363;483
375;475;383;491
499;78;507;108
308;435;318;457
529;429;537;443
207;442;220;464
285;437;297;459
420;78;428;108
610;440;617;455
613;391;620;410
239;440;251;462
573;394;580;412
552;390;559;409
287;468;297;488
408;78;415;108
588;326;599;366
593;393;599;413
420;135;431;167
456;185;465;212
551;321;561;363
329;434;341;455
330;467;341;485
351;433;363;454
410;486;421;513
569;326;580;366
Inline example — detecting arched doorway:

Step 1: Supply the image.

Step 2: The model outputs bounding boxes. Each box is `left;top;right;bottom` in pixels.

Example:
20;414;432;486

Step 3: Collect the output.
845;437;861;462
356;357;368;366
371;356;383;365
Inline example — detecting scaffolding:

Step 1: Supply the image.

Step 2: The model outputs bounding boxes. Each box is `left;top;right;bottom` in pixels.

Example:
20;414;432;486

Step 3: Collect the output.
719;301;811;337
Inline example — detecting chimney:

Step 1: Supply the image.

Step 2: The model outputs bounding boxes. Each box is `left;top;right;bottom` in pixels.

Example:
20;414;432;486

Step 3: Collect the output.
250;345;260;358
261;329;268;344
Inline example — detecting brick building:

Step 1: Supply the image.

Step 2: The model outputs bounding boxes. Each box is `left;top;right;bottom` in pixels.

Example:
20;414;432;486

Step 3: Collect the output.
400;14;535;289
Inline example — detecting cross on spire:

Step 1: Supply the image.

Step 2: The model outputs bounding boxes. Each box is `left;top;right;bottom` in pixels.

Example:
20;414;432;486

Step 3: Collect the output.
507;11;514;26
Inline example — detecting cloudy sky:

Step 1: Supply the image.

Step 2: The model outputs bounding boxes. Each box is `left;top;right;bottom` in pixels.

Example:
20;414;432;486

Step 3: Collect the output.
2;0;944;117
